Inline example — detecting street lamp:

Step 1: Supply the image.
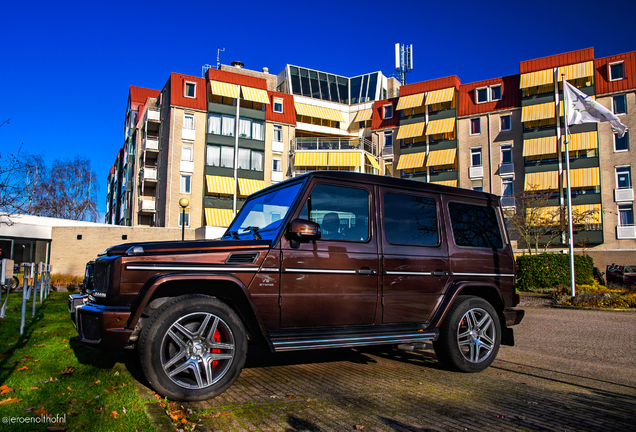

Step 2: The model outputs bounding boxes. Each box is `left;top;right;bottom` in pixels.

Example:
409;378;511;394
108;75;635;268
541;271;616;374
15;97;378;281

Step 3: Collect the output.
179;198;189;241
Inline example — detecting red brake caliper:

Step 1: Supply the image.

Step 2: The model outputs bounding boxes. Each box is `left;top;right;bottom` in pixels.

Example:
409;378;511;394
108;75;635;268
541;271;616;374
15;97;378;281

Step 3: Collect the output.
211;329;221;367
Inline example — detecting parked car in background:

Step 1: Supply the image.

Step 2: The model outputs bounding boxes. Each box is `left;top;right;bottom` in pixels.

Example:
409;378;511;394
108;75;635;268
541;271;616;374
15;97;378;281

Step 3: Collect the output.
68;171;524;401
606;264;636;286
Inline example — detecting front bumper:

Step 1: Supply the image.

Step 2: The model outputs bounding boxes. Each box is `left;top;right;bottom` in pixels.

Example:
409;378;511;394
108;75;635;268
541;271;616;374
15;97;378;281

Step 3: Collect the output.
69;296;132;351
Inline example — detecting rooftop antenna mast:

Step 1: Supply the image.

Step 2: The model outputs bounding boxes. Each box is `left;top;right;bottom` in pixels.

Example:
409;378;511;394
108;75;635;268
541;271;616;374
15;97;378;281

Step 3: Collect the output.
217;47;226;69
395;43;413;85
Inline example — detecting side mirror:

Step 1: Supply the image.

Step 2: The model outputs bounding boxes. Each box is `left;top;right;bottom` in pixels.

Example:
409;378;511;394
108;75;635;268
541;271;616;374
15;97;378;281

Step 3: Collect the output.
286;219;321;246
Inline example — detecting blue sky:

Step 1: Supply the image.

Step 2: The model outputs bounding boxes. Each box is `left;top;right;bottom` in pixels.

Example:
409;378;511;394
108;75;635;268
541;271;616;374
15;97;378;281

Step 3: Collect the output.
2;0;635;216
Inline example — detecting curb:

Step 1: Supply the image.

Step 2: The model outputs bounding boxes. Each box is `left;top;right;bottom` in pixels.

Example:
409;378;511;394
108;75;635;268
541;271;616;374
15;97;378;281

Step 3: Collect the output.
132;380;177;432
550;304;636;312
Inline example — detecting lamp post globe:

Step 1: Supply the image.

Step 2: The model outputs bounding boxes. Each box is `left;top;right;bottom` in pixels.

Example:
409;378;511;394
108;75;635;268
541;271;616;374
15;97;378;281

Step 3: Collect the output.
179;198;189;241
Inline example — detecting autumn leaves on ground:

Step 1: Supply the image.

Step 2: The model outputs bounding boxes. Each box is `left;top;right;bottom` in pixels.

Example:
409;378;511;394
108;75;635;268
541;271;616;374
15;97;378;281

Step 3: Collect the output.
0;293;154;432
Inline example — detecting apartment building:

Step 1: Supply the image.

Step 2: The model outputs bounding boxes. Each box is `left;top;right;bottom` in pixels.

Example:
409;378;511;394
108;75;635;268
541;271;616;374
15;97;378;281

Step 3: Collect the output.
105;47;636;265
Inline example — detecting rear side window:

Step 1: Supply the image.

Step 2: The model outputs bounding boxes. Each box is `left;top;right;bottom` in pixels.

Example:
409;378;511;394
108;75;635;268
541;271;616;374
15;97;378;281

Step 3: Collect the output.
384;193;438;246
448;202;503;249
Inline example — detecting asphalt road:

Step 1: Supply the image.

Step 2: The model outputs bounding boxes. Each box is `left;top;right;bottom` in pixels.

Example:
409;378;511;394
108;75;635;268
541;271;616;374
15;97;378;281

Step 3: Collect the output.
189;306;636;432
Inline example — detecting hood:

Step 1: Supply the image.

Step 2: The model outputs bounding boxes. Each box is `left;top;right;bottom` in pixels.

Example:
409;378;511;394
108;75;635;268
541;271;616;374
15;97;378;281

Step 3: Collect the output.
102;238;272;257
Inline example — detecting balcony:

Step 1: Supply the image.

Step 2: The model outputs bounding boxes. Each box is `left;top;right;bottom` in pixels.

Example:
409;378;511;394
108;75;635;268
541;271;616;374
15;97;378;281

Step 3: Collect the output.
469;165;484;179
272;171;284;183
501;196;515;208
272;141;284;154
382;146;394;158
144;135;159;152
180;160;194;173
499;163;514;176
143;167;157;182
615;188;634;202
294;137;375;154
139;199;156;213
146;107;160;122
617;225;636;239
182;128;195;141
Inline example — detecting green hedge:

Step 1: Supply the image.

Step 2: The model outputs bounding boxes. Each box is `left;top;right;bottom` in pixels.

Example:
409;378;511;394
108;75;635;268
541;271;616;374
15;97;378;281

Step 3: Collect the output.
516;253;594;291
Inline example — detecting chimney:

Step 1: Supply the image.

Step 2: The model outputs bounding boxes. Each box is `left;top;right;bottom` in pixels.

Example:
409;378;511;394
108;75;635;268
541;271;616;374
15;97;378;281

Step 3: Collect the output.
262;67;269;74
231;61;244;69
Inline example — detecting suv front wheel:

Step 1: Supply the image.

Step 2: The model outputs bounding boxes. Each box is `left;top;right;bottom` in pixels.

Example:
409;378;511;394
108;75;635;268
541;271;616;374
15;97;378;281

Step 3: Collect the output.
138;294;247;401
434;295;501;372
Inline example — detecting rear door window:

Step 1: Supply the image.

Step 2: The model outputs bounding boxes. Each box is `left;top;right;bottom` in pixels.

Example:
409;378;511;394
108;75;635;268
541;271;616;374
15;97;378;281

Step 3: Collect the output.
384;193;438;246
448;202;503;249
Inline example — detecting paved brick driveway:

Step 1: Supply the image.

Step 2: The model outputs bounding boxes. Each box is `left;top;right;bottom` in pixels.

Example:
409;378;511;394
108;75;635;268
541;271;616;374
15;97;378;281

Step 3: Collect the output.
187;305;636;432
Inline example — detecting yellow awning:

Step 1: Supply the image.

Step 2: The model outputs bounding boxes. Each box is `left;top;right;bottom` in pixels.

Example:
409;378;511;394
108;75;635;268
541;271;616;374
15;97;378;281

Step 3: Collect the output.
563;131;598;152
396;152;426;170
528;204;601;225
366;153;381;170
557;61;594;81
241;87;270;104
572;204;602;224
523;136;557;157
521;101;564;122
426;148;457;167
206;175;236;195
353;109;373;122
524;171;559;191
526;206;560;225
238;178;265;196
520;69;554;89
396;93;424;110
426;118;456;135
566;167;600;188
295;152;328;166
294;102;344;122
210;80;239;98
426;88;455;105
396;122;426;140
328;152;361;167
205;208;234;227
431;179;458;187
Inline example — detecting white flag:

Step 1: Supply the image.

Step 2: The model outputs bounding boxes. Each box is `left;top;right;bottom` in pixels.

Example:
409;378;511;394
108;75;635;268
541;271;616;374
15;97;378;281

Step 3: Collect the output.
563;80;627;138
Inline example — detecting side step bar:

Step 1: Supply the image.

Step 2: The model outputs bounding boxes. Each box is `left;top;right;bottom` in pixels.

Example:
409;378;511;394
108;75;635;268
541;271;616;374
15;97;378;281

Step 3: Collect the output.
270;331;438;352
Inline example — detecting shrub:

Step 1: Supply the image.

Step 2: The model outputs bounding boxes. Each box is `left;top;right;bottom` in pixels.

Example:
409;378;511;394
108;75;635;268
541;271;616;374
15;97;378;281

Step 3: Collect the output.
51;273;83;292
516;253;594;291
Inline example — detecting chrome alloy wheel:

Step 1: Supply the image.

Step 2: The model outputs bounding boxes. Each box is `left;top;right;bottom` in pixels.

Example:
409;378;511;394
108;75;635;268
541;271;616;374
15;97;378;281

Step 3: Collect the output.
456;307;496;363
160;312;236;389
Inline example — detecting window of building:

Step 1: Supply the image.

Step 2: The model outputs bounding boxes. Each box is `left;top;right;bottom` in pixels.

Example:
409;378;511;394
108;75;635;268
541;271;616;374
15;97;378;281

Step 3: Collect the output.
273;125;283;142
448;202;503;248
183;113;195;130
613;94;627;115
500;113;512;131
609;61;625;81
239;118;252;139
220;146;234;168
252;121;264;141
383;105;393;119
471;148;482;166
385;131;393;147
490;85;502;101
619;204;634;226
273;98;284;113
178;208;190;228
501;144;513;164
251;151;264;171
476;87;489;103
238;148;251;169
384;193;438;246
181;145;193;162
185;82;196;98
272;157;282;172
222;116;235;137
236;148;264;171
180;174;191;194
616;166;632;189
502;177;514;197
615;131;630;152
208;114;221;135
207;145;220;166
472;180;483;192
470;118;481;135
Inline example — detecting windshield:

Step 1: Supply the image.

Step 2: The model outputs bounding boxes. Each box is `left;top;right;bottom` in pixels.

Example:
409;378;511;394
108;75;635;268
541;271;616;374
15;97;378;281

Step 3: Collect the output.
222;181;304;242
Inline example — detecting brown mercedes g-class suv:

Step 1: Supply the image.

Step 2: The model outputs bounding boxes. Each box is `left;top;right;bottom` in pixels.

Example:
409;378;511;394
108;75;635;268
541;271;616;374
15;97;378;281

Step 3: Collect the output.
69;171;524;401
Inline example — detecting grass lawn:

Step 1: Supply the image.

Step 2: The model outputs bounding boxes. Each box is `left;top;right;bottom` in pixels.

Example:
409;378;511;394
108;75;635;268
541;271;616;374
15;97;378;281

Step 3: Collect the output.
0;292;156;432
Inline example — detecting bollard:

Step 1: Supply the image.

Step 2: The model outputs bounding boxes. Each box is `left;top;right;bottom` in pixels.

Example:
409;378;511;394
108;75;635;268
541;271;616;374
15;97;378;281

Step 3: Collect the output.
32;264;39;317
0;259;6;319
20;264;32;335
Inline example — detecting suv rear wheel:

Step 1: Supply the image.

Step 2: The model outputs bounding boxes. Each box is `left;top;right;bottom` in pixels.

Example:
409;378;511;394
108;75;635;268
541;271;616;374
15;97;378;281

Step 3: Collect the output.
434;295;501;372
138;294;247;401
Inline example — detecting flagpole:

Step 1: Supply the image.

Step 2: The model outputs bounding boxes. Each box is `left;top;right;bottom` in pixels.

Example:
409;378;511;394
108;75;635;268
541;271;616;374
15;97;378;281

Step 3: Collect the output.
562;73;576;297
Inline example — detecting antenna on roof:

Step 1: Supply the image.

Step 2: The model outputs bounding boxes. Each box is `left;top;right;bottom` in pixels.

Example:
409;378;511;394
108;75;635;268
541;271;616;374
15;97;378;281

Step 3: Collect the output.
395;43;413;85
217;47;226;69
202;64;213;77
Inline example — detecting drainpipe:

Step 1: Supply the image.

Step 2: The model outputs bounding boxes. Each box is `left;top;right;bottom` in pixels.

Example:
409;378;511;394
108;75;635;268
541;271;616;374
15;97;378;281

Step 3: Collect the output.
487;113;493;193
424;92;430;182
233;86;241;216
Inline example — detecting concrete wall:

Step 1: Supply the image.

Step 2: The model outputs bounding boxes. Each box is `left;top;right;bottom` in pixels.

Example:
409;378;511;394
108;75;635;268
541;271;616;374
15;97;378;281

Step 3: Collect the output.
50;225;196;277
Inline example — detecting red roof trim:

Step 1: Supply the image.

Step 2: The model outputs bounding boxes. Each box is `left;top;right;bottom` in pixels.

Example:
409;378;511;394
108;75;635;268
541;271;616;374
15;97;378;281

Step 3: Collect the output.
594;51;636;95
458;75;521;117
371;98;400;131
266;91;296;126
520;48;594;74
399;76;461;96
206;68;268;90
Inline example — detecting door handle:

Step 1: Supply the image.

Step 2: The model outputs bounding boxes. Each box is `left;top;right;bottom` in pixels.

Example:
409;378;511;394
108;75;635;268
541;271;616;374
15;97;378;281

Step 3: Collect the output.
358;269;377;275
432;270;449;277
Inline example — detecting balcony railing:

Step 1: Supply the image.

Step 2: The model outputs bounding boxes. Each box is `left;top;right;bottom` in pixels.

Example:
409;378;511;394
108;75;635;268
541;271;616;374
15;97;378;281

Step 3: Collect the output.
139;199;156;212
382;145;394;158
146;107;160;122
615;187;634;202
469;165;484;179
501;196;515;208
499;163;514;176
293;137;375;154
143;167;157;181
617;225;636;239
144;136;159;151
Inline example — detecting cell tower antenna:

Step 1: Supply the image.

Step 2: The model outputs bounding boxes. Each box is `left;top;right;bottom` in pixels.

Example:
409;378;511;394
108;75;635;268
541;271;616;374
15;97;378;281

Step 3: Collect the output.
217;47;226;69
394;43;413;85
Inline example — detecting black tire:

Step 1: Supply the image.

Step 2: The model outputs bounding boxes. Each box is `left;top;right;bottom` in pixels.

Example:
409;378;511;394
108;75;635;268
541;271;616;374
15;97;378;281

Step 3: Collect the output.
138;294;247;401
433;295;501;373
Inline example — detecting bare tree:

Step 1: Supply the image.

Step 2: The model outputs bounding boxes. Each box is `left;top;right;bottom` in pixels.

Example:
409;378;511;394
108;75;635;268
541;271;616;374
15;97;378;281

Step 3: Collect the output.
37;156;100;222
